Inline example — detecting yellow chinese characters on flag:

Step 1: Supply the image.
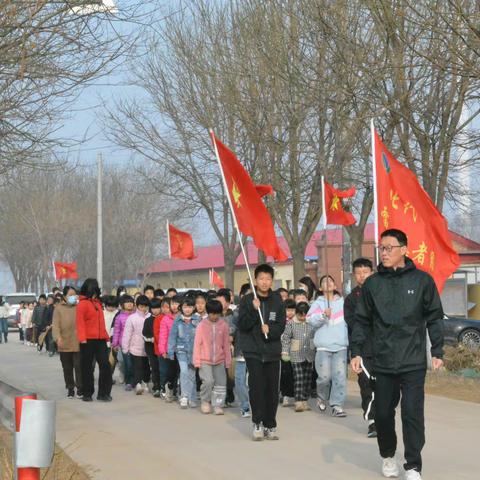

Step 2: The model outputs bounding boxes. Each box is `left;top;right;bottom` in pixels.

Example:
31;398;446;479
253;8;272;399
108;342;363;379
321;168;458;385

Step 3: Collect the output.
374;130;460;292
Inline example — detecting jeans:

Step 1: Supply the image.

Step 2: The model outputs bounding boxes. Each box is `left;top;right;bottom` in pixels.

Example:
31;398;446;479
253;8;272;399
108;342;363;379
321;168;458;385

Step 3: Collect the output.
199;363;226;406
178;356;197;403
315;349;347;407
118;351;134;386
375;369;426;472
245;358;280;429
234;360;250;411
0;318;8;343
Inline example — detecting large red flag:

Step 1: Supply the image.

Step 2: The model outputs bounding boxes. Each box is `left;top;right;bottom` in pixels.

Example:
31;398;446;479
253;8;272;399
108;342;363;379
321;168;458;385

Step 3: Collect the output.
54;261;78;280
373;129;460;291
323;180;356;226
168;223;196;260
211;133;288;261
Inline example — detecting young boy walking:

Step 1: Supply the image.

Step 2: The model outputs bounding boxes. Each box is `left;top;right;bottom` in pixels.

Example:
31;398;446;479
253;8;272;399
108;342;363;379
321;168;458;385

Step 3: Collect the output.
238;264;286;441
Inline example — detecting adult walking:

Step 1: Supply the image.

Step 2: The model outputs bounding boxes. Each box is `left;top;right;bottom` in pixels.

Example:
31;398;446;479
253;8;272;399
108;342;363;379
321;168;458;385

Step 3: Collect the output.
52;286;82;398
351;229;444;480
0;297;9;344
76;278;113;402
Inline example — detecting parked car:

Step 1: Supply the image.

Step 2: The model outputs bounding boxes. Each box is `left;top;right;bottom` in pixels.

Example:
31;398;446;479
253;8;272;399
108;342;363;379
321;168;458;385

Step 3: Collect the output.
4;293;37;328
443;315;480;349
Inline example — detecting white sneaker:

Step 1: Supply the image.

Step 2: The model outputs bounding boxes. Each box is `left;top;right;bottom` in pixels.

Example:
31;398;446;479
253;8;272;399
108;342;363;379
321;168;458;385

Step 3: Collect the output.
141;381;149;393
135;383;143;395
282;396;291;407
382;457;399;478
180;396;188;409
252;424;264;441
404;470;422;480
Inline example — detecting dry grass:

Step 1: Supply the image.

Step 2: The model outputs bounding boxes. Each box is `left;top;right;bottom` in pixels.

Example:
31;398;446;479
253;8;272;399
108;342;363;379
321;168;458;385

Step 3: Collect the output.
0;425;91;480
443;345;480;373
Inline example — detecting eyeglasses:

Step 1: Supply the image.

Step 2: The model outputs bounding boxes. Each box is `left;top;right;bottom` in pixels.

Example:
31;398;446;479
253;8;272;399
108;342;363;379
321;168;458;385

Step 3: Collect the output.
377;245;404;253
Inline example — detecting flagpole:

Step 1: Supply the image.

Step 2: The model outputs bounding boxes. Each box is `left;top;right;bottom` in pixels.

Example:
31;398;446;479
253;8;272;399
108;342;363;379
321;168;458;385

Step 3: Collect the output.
371;119;380;265
210;129;267;334
52;260;57;284
321;176;331;308
166;220;171;260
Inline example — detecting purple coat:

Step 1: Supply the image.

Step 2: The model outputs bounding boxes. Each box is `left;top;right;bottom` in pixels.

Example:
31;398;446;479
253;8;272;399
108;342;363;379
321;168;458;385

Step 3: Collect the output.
111;310;132;348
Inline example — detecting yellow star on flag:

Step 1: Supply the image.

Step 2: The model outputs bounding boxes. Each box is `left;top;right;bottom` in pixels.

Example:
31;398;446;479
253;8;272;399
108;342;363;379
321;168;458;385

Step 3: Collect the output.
330;195;340;211
232;181;242;208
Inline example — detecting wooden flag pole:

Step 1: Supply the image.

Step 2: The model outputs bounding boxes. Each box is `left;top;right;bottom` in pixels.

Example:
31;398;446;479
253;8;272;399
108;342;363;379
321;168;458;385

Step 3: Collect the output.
210;129;267;336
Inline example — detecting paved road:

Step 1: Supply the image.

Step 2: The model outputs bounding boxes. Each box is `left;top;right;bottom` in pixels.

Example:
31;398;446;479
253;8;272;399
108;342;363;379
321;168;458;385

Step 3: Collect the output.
0;341;477;479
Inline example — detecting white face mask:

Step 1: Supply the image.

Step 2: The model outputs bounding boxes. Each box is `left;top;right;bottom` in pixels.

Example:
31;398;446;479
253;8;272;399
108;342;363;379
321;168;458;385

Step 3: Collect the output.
67;295;78;305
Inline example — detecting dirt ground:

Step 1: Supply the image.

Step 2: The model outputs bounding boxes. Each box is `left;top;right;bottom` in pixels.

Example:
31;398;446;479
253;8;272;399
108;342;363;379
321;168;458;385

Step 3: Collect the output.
0;425;91;480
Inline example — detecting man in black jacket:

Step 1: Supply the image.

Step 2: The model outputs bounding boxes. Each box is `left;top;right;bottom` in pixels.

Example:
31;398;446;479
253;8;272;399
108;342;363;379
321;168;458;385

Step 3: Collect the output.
351;229;444;480
238;264;286;441
344;257;376;438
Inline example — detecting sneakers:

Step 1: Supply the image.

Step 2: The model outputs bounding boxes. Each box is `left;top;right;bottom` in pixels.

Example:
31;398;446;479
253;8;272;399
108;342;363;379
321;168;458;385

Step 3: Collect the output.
125;384;133;392
165;384;174;403
368;422;377;438
404;469;422;480
294;401;304;412
82;396;93;402
135;383;143;395
302;401;311;411
67;389;74;399
240;408;251;418
331;406;347;417
141;381;149;393
264;427;279;440
382;457;400;478
282;396;292;407
317;398;327;412
75;390;83;399
252;424;264;441
213;406;224;415
201;401;211;414
180;396;189;409
189;401;198;408
153;390;161;398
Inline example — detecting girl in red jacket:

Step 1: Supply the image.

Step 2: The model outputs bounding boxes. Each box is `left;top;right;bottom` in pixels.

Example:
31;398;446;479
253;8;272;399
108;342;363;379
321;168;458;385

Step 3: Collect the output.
76;278;112;402
193;300;232;415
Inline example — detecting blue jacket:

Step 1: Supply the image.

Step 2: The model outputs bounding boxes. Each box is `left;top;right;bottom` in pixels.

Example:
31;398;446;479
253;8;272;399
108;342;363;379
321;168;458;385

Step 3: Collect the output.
167;313;200;364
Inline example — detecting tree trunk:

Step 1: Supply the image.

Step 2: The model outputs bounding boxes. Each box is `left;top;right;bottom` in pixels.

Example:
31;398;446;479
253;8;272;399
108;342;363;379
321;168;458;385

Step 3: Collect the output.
349;228;365;263
223;248;236;291
291;243;307;286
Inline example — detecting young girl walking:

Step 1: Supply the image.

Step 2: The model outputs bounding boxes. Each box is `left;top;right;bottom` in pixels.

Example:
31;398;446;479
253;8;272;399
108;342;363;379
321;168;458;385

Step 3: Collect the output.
167;297;199;409
193;300;232;415
121;295;151;395
307;275;348;417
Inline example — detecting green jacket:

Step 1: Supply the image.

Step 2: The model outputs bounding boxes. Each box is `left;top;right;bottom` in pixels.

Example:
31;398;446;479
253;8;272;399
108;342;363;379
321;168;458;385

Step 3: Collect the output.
351;257;444;374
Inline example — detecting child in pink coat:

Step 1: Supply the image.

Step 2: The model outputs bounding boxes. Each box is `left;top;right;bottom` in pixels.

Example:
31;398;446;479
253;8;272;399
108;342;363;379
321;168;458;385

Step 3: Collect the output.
193;300;232;415
158;299;176;401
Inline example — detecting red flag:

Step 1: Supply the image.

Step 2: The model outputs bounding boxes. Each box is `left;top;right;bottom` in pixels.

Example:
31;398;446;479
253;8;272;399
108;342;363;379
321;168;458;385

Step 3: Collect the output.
373;129;460;291
209;269;225;289
168;223;196;260
323;180;356;226
54;262;78;280
211;133;288;261
255;184;274;198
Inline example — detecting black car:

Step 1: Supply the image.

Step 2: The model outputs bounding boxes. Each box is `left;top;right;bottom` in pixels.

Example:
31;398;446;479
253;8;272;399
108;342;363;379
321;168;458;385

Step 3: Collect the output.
443;315;480;349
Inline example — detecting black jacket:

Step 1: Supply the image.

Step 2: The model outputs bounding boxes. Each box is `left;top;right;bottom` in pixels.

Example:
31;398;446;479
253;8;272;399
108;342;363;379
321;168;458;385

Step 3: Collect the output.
351;257;444;374
344;286;373;357
238;290;286;362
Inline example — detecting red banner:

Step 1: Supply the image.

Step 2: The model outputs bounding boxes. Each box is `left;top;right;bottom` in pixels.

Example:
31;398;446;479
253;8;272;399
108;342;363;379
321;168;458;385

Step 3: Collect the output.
54;262;78;280
168;223;196;260
374;129;460;291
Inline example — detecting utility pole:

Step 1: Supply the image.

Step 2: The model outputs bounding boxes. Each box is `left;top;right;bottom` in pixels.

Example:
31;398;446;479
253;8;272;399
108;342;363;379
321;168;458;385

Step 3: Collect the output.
97;152;103;291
